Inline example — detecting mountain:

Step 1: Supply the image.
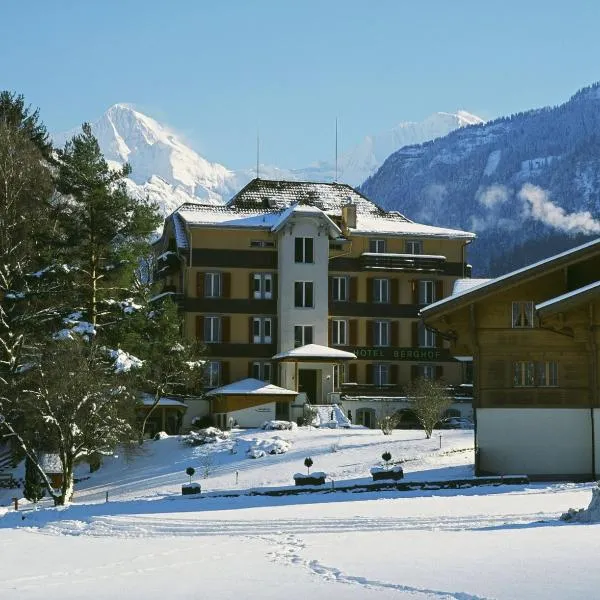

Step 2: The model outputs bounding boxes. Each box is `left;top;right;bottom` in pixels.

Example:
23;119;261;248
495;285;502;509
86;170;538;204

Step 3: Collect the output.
360;83;600;276
295;111;483;186
54;105;480;216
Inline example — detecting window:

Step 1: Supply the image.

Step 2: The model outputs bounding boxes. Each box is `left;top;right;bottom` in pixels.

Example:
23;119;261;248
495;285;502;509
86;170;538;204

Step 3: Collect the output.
294;325;313;347
369;239;386;253
250;240;275;248
374;320;391;346
418;365;435;380
332;276;348;301
332;319;348;345
253;273;273;299
513;361;535;387
405;240;423;254
418;280;435;304
373;363;389;386
252;317;272;343
333;364;345;389
295;237;314;263
373;278;390;303
252;361;272;382
513;360;558;387
294;281;314;308
204;316;221;343
205;361;221;387
512;301;534;328
418;322;436;347
204;272;222;297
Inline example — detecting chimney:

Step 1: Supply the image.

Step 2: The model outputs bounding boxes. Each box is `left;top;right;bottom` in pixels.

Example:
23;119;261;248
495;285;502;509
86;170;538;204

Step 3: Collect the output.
341;199;356;229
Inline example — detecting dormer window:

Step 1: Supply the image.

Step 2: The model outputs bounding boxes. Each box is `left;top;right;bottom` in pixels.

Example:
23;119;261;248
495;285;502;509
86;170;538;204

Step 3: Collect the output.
295;237;314;263
512;301;534;328
369;239;386;253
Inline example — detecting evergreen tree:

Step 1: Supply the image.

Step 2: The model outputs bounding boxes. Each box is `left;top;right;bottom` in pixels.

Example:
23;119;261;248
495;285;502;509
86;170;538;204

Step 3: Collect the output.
56;123;160;332
23;454;45;503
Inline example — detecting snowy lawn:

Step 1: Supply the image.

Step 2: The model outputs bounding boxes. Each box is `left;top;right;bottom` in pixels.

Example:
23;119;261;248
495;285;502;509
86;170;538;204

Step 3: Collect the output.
1;427;599;599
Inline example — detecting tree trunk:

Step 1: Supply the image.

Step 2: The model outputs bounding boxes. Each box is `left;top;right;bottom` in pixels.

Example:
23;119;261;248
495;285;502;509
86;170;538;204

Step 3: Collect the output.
139;388;162;444
56;459;74;506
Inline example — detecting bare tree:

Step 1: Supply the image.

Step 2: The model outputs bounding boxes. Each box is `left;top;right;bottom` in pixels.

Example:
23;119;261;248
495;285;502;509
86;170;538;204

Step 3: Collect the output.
379;411;399;435
406;377;453;439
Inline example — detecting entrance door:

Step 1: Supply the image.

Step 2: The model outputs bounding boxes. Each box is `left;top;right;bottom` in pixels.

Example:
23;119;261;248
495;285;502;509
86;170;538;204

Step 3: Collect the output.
298;369;318;404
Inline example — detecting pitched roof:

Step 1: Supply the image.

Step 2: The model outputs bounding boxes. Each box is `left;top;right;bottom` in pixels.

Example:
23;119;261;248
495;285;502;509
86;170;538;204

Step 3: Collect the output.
205;378;297;396
421;237;600;318
272;343;357;361
536;280;600;315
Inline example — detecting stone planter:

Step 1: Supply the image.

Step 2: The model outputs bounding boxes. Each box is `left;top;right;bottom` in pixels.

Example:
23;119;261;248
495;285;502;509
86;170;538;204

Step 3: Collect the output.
293;472;327;486
182;483;201;495
370;466;404;481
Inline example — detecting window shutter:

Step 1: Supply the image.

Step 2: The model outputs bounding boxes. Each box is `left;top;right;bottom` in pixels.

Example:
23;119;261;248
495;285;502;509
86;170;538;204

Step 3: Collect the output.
411;321;419;346
221;362;230;385
411;280;418;304
248;361;254;378
367;277;374;303
349;277;358;302
196;272;202;297
272;273;278;300
222;316;230;343
391;279;399;304
329;277;334;301
248;317;254;343
366;364;374;384
390;364;399;385
271;318;277;346
203;272;210;297
349;319;358;346
328;319;333;345
391;321;399;347
411;365;419;382
348;363;357;383
367;320;374;346
436;329;444;348
249;273;255;299
195;316;204;342
222;272;231;298
435;280;444;302
435;366;444;380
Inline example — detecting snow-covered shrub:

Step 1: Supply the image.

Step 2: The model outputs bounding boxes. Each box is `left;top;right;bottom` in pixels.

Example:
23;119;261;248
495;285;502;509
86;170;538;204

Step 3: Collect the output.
561;484;600;523
246;436;291;459
154;431;169;440
246;448;266;459
181;427;229;446
261;420;297;431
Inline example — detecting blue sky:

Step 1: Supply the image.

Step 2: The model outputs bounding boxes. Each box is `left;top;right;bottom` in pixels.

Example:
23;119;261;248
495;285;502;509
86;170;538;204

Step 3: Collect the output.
2;1;599;169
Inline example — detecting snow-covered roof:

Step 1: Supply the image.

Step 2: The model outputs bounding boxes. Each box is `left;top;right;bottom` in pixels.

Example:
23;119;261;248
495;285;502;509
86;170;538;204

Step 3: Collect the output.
172;212;189;249
205;378;297;396
270;203;341;236
536;280;600;314
452;278;492;296
349;215;475;239
177;204;280;229
422;237;600;317
272;344;357;361
140;395;188;408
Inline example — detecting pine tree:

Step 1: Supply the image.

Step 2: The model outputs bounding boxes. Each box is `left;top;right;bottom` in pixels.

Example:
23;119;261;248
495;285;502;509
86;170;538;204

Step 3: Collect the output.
23;454;45;503
56;123;160;332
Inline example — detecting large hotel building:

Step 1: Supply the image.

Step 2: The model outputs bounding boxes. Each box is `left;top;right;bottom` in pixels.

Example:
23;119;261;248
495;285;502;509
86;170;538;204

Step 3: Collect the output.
155;179;476;428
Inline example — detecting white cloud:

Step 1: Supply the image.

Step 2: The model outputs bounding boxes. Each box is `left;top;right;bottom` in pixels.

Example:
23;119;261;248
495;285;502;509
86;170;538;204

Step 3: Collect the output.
518;183;600;234
476;184;510;209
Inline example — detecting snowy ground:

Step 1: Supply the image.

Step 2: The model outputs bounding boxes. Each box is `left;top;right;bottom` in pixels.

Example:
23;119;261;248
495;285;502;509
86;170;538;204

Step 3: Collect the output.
1;427;599;599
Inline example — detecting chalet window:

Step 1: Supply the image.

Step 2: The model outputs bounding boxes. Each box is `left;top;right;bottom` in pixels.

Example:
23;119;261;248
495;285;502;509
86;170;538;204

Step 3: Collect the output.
253;273;273;299
374;320;391;347
295;237;314;263
512;301;535;328
252;317;272;344
418;280;435;304
204;316;221;343
373;278;390;303
418;322;436;348
513;360;558;387
373;363;389;386
405;240;423;254
369;239;386;253
332;319;348;346
294;325;313;347
294;281;314;308
205;361;221;387
513;361;535;387
250;240;275;248
332;276;348;301
204;272;222;297
252;361;272;382
418;365;436;380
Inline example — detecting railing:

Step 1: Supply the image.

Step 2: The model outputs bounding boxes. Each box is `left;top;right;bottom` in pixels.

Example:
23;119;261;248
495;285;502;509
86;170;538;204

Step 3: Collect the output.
360;252;447;272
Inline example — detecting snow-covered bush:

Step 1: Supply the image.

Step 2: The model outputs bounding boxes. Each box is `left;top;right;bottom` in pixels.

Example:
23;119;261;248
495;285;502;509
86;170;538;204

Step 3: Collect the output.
181;427;229;446
246;436;291;458
561;484;600;523
261;420;297;431
154;431;169;440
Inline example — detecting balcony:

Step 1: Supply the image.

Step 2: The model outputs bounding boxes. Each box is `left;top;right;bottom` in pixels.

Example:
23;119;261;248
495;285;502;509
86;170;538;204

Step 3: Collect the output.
360;252;447;273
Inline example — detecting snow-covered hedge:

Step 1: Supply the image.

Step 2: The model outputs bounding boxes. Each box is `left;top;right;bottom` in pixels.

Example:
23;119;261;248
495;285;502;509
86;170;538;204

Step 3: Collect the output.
261;420;297;431
370;465;404;475
181;427;229;446
293;471;327;480
246;436;291;458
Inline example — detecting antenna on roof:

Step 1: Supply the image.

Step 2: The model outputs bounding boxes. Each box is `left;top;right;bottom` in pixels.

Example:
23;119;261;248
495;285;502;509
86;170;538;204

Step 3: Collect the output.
335;118;338;183
256;130;260;179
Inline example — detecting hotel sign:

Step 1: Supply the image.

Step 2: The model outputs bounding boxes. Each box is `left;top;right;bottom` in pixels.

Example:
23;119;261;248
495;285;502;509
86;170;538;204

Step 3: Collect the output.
351;347;456;362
